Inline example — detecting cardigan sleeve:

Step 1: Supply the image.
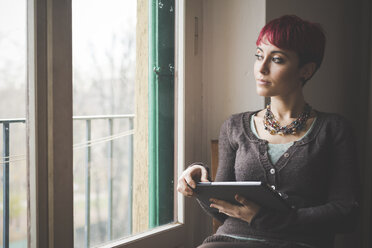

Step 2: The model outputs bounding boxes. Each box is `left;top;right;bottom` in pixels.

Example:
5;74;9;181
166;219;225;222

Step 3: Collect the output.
215;117;237;182
250;117;360;234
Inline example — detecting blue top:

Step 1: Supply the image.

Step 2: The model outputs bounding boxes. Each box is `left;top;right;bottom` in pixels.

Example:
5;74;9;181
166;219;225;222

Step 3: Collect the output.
250;113;317;164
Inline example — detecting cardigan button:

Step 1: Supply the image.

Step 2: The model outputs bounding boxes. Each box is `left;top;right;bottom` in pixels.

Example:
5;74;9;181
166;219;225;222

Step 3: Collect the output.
270;185;276;190
270;168;275;174
284;152;289;158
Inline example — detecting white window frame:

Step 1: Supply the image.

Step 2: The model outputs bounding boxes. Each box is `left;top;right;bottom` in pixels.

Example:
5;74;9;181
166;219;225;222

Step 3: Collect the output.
27;0;197;247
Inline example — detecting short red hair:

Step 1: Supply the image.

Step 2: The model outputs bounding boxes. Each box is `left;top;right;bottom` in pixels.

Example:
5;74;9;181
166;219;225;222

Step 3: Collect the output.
256;15;326;70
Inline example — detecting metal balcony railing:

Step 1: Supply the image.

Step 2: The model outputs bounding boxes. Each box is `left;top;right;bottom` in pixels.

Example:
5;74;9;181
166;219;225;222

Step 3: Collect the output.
0;114;134;248
0;118;26;248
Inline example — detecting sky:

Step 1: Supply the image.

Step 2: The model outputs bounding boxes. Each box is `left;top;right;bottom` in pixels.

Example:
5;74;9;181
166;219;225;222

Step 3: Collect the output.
72;0;136;79
0;0;26;89
0;0;136;89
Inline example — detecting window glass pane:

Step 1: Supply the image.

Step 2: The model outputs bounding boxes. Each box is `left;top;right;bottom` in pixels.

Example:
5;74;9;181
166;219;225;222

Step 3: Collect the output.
72;0;136;247
73;0;176;246
0;0;27;247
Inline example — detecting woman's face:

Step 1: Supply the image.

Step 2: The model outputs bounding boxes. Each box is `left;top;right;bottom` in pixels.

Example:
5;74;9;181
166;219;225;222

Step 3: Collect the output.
254;41;304;98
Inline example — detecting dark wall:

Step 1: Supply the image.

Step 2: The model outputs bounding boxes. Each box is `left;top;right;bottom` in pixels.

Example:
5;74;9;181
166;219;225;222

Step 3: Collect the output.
266;0;372;247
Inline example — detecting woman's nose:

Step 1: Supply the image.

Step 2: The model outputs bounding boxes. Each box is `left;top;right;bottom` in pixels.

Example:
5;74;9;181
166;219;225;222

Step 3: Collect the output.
259;60;269;75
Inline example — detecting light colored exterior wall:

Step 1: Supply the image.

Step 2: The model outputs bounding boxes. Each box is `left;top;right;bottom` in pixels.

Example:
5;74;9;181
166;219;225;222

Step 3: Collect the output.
133;0;149;234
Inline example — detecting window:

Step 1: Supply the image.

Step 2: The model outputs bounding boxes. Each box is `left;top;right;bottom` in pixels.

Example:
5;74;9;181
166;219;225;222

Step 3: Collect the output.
27;0;189;247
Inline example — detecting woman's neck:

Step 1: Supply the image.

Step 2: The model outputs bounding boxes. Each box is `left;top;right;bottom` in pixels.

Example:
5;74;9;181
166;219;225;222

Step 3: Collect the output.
269;93;306;122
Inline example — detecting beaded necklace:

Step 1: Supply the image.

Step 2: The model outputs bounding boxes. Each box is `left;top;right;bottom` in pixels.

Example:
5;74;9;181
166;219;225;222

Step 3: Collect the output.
263;103;312;135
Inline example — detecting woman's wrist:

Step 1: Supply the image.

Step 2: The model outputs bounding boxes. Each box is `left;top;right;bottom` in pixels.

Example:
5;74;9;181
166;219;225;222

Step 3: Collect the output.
247;206;263;225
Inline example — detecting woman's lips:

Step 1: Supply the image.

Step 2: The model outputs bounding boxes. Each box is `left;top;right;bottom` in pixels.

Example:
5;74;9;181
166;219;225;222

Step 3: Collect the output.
257;79;271;85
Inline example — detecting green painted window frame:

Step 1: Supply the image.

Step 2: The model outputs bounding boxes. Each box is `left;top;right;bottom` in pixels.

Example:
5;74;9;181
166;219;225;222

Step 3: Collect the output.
148;0;175;228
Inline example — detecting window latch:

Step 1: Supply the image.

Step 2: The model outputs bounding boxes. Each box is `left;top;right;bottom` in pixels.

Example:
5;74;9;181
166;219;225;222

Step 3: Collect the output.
153;64;174;76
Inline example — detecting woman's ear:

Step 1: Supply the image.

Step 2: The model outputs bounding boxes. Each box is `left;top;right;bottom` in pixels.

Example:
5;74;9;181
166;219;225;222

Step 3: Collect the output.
300;62;317;82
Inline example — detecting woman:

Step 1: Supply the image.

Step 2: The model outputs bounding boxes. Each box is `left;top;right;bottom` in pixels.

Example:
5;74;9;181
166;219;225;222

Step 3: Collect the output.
177;15;359;248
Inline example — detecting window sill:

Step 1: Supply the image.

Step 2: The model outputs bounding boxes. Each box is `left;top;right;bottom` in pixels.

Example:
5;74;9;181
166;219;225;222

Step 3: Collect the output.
99;222;185;248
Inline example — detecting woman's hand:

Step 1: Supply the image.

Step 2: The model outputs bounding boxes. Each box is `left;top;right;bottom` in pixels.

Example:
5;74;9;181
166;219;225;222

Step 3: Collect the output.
177;165;209;197
209;194;260;223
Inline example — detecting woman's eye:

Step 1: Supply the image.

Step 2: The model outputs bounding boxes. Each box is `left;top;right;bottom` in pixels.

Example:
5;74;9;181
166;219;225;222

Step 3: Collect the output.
255;54;263;60
272;57;284;63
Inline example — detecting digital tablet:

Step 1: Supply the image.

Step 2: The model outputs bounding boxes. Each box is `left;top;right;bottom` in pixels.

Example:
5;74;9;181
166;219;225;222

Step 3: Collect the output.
194;181;291;212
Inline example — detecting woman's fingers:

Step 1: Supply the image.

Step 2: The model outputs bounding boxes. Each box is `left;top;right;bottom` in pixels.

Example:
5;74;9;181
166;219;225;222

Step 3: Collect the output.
184;173;196;189
209;198;237;216
200;167;209;182
235;194;250;205
184;180;194;196
177;177;193;197
176;164;211;197
234;195;260;222
210;196;261;223
235;194;259;210
177;165;209;197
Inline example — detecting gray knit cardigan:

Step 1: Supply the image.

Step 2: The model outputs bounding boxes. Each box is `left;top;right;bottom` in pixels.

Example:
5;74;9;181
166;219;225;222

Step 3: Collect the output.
193;110;360;248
